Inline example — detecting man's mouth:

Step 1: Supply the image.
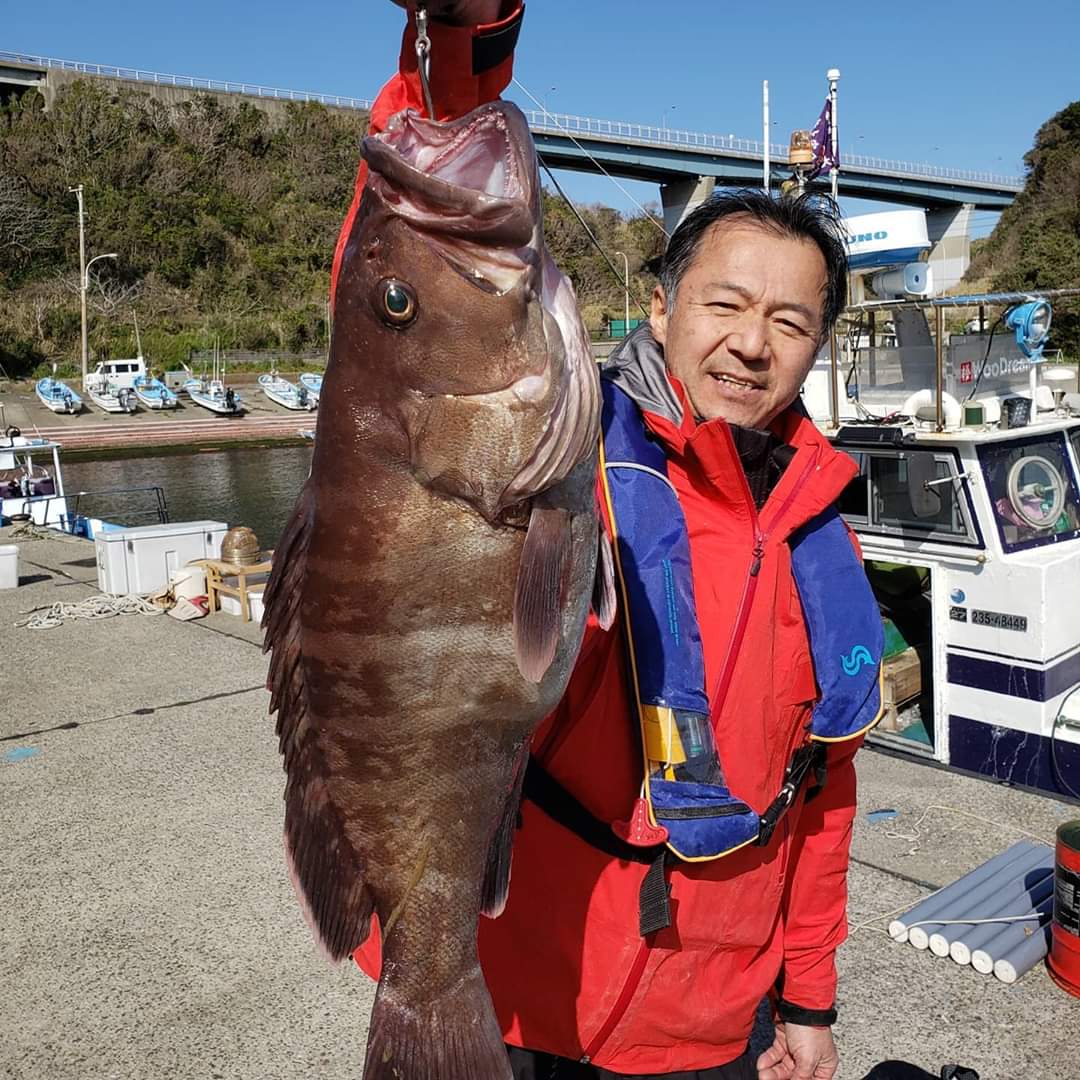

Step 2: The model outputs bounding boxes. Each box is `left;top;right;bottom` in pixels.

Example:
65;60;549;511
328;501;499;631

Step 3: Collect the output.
709;372;763;393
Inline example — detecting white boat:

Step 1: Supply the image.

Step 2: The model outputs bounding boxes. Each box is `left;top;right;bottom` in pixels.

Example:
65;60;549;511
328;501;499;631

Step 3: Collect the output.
84;355;145;413
0;432;173;540
133;374;179;410
36;376;82;414
299;372;323;403
183;348;242;414
799;209;1080;800
189;378;242;416
85;378;137;414
259;372;315;411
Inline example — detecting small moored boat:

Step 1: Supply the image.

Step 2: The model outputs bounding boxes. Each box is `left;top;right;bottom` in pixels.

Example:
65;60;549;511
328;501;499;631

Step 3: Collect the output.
133;374;179;410
189;378;242;415
85;378;137;414
259;372;315;411
298;372;323;404
36;376;82;415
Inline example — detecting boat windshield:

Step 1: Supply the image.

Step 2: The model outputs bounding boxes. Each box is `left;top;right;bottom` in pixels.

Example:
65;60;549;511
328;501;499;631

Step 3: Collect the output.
977;431;1080;552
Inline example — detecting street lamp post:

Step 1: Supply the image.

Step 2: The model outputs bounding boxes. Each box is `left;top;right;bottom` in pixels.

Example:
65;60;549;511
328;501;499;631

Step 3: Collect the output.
70;183;117;385
614;250;630;339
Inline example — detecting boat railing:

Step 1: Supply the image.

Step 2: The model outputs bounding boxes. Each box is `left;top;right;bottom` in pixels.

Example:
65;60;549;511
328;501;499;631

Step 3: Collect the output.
37;485;170;531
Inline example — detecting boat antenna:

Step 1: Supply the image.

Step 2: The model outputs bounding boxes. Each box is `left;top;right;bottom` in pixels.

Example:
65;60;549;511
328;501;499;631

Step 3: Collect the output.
133;311;143;359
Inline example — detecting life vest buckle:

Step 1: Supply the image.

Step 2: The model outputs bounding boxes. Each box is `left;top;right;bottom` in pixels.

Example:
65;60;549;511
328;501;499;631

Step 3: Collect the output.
756;745;819;847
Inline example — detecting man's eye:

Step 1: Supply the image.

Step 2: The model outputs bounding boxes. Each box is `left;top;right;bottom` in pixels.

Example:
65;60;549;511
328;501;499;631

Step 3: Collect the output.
777;319;809;335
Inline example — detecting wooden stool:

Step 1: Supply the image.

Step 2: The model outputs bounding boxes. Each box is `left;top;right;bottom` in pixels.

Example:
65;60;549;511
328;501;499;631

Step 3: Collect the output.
195;555;273;622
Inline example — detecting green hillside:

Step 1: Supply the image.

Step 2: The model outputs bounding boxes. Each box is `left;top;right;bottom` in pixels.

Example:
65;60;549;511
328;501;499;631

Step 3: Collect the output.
0;81;662;378
965;101;1080;355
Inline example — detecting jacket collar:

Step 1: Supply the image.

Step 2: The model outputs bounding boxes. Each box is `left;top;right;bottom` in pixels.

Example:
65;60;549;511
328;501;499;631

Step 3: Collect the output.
601;324;857;537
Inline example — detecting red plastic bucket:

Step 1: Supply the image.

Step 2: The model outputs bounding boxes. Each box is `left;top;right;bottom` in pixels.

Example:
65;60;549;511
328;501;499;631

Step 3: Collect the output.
1048;820;1080;998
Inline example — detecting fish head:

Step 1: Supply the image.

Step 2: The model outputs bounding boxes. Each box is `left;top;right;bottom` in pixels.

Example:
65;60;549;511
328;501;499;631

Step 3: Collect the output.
331;101;599;515
340;101;544;399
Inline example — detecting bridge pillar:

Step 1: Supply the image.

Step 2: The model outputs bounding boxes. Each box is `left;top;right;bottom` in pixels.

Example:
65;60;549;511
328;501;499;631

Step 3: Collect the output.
925;203;974;293
660;176;716;236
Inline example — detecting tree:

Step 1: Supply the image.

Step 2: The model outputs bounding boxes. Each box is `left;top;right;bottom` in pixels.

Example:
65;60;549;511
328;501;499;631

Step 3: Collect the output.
965;101;1080;356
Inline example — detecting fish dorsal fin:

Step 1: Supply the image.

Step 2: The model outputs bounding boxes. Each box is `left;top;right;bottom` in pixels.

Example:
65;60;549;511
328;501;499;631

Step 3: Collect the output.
512;506;572;684
262;483;374;961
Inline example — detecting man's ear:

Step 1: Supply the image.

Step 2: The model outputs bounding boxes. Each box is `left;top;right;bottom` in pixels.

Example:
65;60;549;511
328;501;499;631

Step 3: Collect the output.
650;284;670;347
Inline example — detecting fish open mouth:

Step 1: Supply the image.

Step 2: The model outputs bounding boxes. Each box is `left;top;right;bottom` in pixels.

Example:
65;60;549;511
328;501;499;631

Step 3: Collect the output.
362;102;538;247
390;105;528;202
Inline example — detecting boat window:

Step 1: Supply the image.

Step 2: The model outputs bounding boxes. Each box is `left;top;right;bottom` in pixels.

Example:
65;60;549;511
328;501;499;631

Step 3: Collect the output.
868;451;974;541
837;452;869;522
113;364;129;373
978;433;1080;552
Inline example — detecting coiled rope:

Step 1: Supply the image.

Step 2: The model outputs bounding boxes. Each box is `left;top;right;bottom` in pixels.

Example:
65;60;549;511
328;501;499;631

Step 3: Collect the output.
17;594;163;630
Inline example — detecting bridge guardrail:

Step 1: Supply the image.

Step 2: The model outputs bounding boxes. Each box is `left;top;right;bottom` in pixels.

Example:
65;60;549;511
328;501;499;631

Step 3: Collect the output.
0;50;374;111
1;50;1023;190
524;109;1024;189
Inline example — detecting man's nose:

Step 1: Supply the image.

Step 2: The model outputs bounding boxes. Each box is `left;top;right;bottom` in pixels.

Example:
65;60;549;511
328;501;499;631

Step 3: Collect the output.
724;315;770;364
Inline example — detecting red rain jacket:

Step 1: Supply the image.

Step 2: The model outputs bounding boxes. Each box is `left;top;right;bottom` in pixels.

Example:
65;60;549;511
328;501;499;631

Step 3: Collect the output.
348;12;864;1074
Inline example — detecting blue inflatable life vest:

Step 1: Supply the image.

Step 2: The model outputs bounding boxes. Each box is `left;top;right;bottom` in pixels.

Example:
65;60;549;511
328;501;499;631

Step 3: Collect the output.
600;379;883;862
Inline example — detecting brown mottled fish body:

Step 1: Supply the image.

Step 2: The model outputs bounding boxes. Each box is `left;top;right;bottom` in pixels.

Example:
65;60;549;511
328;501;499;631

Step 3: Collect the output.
263;102;606;1080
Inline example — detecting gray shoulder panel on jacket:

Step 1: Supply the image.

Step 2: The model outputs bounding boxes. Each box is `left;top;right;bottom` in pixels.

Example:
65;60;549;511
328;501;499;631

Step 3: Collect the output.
599;323;684;427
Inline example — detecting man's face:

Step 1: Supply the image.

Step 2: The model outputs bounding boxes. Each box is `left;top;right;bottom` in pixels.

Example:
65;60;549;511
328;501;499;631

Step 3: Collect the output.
651;218;828;429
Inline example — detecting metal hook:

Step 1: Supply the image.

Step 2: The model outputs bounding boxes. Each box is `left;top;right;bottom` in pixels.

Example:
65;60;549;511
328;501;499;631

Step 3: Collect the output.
414;4;436;120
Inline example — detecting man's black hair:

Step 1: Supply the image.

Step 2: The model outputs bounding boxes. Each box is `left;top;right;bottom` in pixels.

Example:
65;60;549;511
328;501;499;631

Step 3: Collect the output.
657;189;848;342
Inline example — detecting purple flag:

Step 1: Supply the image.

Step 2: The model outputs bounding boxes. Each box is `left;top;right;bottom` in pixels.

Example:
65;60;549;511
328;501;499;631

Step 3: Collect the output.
808;98;837;180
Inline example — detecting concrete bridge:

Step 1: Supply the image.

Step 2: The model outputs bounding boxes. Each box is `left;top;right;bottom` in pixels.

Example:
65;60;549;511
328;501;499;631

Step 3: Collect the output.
1;50;1023;286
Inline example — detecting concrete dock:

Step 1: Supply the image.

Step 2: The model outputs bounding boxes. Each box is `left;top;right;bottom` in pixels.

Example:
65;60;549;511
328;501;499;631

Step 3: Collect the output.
1;527;1076;1080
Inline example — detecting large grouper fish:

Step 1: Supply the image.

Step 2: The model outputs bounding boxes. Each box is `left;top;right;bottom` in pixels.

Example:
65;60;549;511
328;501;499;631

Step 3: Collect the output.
262;100;612;1079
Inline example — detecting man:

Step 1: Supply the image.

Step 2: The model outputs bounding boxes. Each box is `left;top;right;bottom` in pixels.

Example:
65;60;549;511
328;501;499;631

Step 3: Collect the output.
351;6;880;1080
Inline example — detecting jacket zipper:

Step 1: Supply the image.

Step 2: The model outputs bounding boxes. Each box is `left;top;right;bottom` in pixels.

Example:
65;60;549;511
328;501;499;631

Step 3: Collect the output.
709;453;818;722
580;449;818;1066
580;928;654;1063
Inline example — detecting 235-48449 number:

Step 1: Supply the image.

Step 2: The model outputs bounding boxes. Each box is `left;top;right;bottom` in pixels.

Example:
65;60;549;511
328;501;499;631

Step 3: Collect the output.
970;609;1028;632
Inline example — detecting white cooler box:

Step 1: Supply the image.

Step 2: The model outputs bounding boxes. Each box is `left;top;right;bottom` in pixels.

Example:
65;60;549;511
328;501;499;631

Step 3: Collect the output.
95;521;228;595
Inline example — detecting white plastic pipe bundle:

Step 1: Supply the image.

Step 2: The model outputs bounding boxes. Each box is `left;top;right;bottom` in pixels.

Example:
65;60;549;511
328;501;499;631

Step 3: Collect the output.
889;840;1055;985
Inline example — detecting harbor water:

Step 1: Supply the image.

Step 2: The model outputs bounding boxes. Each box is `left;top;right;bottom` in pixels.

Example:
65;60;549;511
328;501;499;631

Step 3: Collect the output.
62;444;312;547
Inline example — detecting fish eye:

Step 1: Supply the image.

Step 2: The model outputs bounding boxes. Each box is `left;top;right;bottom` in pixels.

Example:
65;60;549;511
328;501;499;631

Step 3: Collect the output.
379;279;417;327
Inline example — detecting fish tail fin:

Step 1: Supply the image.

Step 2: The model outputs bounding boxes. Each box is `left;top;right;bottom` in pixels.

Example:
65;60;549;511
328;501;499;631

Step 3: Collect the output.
363;970;511;1080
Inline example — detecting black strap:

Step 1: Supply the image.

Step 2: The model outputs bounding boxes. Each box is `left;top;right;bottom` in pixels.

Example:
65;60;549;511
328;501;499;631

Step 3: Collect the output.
472;5;524;75
776;997;838;1027
638;849;672;936
523;757;662;865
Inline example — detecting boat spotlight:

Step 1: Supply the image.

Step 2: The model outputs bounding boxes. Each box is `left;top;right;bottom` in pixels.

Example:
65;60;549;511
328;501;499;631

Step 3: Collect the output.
1005;300;1052;359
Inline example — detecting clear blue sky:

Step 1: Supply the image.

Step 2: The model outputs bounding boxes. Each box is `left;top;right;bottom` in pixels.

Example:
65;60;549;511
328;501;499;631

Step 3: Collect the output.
7;0;1078;238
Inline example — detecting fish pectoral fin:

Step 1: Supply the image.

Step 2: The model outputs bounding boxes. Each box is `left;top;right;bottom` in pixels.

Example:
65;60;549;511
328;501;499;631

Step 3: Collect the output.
480;744;529;919
592;522;617;631
512;506;572;684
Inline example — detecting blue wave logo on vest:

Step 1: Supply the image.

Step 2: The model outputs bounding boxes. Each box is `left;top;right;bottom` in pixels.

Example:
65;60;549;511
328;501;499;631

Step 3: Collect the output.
841;645;874;677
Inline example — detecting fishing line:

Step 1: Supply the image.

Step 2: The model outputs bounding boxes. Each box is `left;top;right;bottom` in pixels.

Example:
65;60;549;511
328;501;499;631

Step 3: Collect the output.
511;76;669;239
539;160;651;320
